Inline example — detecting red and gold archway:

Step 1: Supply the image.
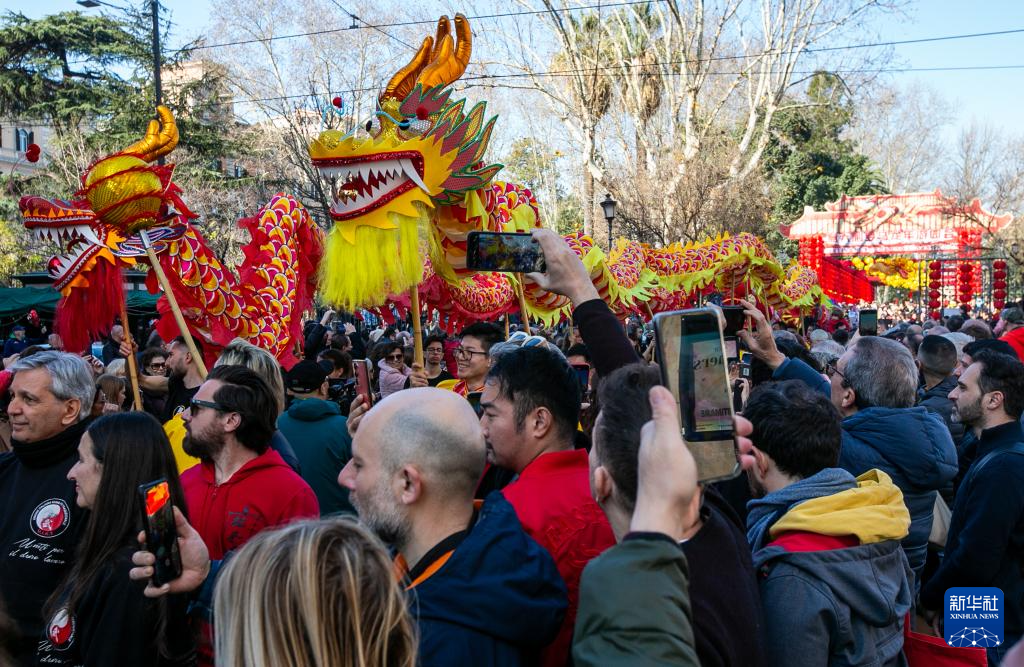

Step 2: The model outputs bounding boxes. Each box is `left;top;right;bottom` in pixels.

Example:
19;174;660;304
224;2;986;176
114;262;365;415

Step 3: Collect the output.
782;190;1013;313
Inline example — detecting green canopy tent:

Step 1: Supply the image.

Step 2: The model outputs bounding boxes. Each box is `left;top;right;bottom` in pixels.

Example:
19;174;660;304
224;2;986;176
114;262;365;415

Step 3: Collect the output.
0;286;160;322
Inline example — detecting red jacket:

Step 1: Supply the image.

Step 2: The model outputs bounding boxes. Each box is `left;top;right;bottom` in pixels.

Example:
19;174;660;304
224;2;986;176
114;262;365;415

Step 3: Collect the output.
1002;326;1024;362
502;448;615;667
181;448;319;560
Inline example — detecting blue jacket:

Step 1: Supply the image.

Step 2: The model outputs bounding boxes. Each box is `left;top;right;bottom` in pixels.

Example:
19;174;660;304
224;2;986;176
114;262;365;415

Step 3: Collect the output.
774;358;958;582
276;397;353;516
410;492;567;667
921;420;1024;635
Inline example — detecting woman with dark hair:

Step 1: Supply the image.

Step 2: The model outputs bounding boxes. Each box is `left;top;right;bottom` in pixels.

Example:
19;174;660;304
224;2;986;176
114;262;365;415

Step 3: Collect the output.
37;412;195;666
376;340;412;399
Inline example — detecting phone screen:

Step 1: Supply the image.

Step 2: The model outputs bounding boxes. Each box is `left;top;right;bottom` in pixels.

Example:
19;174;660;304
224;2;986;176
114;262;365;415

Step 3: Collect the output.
721;305;745;337
723;337;738;360
354;359;373;407
859;309;878;336
138;479;182;587
571;363;590;391
655;309;740;483
466;232;546;273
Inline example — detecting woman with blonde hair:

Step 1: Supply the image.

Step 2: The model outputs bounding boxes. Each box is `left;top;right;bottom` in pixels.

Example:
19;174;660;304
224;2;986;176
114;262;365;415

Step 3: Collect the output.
213;518;417;667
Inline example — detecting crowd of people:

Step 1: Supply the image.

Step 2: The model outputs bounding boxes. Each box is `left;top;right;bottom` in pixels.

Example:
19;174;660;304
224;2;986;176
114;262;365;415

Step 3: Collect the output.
1;227;1023;666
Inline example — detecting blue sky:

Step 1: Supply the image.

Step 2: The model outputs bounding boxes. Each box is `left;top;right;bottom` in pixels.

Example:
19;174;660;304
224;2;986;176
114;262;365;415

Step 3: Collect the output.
10;0;1024;134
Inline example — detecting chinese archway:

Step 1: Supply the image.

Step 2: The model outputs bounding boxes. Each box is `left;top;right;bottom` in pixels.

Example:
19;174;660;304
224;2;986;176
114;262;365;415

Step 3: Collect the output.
782;190;1013;315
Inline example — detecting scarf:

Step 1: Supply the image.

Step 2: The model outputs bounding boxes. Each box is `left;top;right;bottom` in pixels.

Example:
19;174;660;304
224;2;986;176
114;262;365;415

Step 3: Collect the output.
746;467;856;552
11;416;91;468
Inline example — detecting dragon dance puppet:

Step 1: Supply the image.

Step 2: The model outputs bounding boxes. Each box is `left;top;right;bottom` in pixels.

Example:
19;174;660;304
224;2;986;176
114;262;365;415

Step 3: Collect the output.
308;14;827;330
20;107;323;366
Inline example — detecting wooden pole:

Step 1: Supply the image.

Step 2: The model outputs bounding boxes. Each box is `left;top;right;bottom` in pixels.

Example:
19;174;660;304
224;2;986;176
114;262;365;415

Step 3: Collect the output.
120;300;143;411
515;275;531;335
140;230;208;379
409;287;423;367
644;302;656;322
504;316;510;339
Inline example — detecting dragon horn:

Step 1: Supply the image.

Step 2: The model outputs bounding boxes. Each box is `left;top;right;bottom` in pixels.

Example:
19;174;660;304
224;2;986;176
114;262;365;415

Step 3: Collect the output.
122;105;178;162
381;36;434;103
416;14;471;90
430;16;451;60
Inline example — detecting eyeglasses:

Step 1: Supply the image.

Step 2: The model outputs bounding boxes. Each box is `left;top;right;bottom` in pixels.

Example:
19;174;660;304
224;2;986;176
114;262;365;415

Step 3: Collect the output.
426;347;444;355
386;354;405;362
190;398;225;413
454;346;488;359
826;360;846;382
147;362;166;370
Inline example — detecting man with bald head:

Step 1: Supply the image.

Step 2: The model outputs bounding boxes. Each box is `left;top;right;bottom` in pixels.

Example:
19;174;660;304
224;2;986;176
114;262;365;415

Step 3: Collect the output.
338;388;567;667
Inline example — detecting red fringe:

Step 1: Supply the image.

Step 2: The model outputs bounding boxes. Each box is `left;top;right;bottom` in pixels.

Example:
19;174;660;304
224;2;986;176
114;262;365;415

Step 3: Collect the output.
56;258;125;353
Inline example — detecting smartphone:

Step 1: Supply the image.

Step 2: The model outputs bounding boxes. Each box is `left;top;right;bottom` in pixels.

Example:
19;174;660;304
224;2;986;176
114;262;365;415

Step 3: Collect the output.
654;308;740;483
571;363;591;391
466;391;484;417
721;305;746;337
858;309;878;337
137;479;182;587
739;350;752;379
466;231;546;273
353;359;373;407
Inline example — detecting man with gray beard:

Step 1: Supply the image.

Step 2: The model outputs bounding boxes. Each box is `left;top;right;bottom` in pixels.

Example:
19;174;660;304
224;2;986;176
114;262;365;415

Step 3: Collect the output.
338;388;566;667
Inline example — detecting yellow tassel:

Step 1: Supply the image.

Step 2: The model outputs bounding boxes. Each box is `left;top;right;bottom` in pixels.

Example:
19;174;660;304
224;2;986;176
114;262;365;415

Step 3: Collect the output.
319;220;423;310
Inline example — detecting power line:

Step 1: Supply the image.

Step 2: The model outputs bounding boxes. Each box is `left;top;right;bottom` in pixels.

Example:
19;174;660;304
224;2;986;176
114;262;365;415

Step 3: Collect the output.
325;0;414;50
7;60;1024;126
223;62;1024;109
173;0;664;54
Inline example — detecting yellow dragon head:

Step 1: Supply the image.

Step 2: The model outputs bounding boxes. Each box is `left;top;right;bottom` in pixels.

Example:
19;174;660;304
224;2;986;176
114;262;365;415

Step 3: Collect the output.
309;15;500;239
308;15;504;310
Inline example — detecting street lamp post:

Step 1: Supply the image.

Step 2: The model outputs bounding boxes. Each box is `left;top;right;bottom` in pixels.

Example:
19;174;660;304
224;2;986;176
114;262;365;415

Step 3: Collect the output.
600;194;617;250
77;0;162;107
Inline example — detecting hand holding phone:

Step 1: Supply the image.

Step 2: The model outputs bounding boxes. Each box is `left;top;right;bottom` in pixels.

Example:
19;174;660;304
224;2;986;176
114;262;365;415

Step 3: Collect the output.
858;309;878;337
654;308;740;483
353;359;373;408
138;479;182;587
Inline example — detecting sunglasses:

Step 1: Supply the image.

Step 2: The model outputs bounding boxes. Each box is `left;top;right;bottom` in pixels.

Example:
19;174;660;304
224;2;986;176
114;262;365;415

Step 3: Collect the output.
386;354;404;361
190;398;225;413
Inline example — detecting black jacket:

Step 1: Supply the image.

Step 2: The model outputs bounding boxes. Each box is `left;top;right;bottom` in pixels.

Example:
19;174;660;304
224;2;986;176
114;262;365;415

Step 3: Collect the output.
35;546;196;666
0;420;90;666
682;489;767;667
917;374;965;443
922;420;1024;635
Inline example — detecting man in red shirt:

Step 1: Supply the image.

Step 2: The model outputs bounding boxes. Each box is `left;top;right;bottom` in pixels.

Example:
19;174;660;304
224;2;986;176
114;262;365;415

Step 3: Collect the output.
180;364;319;559
480;346;615;667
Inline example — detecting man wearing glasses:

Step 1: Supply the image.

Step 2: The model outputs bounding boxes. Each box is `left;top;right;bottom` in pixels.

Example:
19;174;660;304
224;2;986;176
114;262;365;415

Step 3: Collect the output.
437;322;504;397
423;335;454;387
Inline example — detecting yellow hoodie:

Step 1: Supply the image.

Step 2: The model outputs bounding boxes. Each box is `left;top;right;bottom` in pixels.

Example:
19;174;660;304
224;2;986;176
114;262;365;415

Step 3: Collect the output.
769;469;911;545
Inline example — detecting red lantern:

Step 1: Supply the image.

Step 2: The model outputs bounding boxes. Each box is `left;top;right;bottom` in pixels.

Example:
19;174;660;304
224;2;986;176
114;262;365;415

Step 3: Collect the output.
994;259;1007;270
929;261;941;270
994;289;1007;300
994;270;1007;281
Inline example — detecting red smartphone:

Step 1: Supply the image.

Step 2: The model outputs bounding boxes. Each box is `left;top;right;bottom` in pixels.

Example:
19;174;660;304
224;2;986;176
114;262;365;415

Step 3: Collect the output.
353;359;373;407
137;479;182;587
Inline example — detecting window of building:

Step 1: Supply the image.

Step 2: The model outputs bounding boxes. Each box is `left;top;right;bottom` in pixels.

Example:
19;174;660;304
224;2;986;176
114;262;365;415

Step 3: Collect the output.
16;129;34;152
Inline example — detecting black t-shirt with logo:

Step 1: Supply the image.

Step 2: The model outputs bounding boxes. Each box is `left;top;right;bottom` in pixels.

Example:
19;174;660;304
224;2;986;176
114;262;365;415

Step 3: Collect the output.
162;375;200;423
35;546;195;666
0;420;88;666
